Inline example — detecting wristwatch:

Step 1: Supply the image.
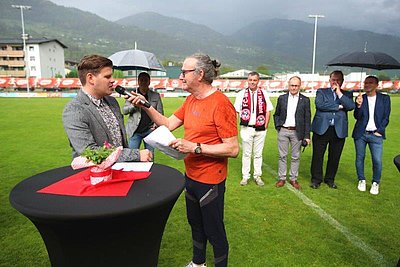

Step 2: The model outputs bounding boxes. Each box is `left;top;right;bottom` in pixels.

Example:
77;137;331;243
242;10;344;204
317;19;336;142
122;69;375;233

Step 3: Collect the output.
194;143;202;154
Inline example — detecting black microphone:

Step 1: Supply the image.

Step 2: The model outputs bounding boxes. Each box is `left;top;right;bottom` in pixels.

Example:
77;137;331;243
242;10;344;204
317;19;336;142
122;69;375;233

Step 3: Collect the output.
115;85;151;108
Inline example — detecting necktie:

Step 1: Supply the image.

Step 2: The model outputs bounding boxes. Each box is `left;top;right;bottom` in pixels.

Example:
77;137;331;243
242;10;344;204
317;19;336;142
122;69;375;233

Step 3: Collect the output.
330;90;336;126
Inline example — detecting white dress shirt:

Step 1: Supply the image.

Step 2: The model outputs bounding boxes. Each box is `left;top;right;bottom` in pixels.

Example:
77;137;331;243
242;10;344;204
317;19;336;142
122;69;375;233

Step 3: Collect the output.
283;93;299;127
366;95;377;131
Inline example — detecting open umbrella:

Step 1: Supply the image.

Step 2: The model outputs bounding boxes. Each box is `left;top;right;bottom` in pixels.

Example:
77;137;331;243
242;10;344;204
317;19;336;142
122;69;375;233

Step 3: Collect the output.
108;49;165;71
326;51;400;70
326;50;400;91
109;49;165;91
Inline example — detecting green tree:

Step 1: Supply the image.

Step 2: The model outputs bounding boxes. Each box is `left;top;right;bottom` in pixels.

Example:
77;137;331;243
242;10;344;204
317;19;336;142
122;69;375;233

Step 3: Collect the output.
377;71;391;81
256;65;270;75
66;69;78;78
220;66;235;75
113;70;124;78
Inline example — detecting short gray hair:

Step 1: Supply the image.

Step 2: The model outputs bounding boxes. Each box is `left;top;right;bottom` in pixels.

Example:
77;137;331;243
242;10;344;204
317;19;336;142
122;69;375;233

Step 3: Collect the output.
248;71;260;78
188;53;221;84
289;76;301;83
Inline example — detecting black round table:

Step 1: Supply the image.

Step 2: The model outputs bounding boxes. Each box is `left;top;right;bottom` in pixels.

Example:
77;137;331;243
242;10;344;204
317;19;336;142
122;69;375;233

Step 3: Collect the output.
9;163;185;267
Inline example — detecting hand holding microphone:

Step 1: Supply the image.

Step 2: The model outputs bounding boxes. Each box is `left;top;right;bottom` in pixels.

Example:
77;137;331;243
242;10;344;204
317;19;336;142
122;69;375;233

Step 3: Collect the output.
115;85;151;108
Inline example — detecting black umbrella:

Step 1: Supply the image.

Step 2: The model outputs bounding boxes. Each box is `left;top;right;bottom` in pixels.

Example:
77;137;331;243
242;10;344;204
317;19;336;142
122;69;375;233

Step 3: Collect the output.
326;51;400;70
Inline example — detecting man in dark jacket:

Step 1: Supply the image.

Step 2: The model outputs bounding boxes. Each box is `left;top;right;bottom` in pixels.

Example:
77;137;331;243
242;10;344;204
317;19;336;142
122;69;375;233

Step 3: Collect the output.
310;70;355;189
273;76;311;189
353;76;391;195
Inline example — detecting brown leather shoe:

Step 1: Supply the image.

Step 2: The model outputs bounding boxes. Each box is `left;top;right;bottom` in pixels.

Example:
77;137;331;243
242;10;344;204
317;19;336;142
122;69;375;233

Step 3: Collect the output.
275;180;286;187
289;180;301;190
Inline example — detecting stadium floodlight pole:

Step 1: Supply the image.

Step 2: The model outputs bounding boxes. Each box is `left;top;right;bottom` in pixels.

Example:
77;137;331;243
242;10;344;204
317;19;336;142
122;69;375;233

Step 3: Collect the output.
12;4;32;94
308;14;324;76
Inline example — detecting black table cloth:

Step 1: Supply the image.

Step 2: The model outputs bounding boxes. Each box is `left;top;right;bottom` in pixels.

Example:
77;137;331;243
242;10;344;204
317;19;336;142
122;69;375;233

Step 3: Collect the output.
10;163;185;267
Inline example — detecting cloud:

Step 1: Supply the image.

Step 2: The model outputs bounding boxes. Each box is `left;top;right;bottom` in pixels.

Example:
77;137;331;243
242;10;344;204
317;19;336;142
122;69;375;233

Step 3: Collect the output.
49;0;400;35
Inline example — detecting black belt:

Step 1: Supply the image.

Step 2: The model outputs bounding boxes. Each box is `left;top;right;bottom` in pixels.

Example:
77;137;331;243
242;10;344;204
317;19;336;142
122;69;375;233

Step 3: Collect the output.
282;126;296;130
247;125;257;128
366;130;377;134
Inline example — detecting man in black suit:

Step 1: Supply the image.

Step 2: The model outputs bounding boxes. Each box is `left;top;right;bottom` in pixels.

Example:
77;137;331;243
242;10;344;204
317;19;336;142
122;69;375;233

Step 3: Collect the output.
310;70;355;189
273;76;311;189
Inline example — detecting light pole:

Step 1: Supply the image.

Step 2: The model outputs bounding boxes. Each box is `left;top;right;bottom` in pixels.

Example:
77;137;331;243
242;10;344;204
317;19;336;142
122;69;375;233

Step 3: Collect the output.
12;4;31;94
308;14;324;76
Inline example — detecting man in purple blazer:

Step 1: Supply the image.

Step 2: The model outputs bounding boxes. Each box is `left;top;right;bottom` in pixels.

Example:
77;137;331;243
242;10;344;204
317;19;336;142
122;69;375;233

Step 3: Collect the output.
353;76;391;195
310;70;355;189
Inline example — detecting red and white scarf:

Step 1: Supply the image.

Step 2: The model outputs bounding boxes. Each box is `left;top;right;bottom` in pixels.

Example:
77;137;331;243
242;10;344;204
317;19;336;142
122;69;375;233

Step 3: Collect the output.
240;88;267;131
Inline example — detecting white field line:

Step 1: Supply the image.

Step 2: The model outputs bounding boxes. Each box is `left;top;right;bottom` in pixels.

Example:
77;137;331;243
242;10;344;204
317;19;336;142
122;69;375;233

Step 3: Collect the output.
262;162;387;266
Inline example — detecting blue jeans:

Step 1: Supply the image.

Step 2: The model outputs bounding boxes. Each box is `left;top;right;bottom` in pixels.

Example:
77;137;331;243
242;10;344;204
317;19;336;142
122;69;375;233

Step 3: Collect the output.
354;132;383;183
128;128;154;154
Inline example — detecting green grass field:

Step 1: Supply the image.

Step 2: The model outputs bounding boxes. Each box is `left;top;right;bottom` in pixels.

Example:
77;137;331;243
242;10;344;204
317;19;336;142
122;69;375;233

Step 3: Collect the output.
0;96;399;266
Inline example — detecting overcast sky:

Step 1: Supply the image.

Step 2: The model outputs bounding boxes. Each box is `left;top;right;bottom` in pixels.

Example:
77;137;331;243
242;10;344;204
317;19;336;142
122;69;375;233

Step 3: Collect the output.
50;0;400;35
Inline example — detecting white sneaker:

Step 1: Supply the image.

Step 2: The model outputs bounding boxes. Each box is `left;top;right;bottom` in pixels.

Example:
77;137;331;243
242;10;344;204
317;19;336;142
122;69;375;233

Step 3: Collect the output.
254;177;265;186
357;180;366;191
240;178;249;186
370;182;379;195
185;261;206;267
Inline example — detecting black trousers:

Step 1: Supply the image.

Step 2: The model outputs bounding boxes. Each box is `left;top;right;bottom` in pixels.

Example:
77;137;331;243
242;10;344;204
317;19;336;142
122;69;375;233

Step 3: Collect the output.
185;175;228;267
311;126;346;185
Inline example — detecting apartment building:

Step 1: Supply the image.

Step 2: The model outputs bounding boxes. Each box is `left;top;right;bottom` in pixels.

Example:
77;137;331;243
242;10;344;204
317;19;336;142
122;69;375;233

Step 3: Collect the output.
0;38;67;78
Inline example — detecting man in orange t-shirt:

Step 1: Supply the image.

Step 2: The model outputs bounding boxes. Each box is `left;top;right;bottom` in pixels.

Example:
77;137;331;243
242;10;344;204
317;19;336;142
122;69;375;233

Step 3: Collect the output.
127;53;239;267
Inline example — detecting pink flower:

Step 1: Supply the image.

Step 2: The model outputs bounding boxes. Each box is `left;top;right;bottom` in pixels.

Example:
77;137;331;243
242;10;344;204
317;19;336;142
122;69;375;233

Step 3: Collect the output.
104;141;112;149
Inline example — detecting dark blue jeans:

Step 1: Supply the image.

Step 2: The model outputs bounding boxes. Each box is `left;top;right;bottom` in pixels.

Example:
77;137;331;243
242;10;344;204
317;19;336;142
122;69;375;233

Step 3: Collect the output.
185;175;228;267
128;128;154;154
355;132;383;183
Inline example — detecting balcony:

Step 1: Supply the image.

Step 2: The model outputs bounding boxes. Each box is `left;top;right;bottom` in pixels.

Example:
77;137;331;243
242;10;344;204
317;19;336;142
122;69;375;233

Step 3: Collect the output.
0;50;24;57
0;60;25;67
0;70;25;77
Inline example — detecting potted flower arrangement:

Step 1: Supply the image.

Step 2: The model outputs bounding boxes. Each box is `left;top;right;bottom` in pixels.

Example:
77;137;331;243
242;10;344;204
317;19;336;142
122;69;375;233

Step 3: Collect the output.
71;142;123;185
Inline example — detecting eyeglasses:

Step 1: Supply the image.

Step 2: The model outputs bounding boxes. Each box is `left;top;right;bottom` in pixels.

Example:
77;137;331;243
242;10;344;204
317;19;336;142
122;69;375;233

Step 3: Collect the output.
180;69;196;77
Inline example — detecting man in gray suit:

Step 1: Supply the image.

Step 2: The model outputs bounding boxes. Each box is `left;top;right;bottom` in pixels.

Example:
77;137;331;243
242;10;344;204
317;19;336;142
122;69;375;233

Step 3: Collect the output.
123;72;164;154
273;76;311;189
310;70;355;189
62;54;152;162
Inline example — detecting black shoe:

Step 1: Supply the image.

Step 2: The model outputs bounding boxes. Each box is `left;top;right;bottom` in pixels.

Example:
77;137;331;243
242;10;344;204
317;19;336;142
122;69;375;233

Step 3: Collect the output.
310;183;320;189
326;182;338;189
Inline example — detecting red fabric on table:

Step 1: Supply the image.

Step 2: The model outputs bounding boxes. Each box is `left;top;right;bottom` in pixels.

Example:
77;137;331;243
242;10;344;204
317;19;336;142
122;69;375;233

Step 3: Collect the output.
37;168;151;197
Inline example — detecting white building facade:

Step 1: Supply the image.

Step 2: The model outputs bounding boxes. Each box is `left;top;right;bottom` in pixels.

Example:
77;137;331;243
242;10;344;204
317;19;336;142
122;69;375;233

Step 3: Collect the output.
0;38;67;78
27;39;66;78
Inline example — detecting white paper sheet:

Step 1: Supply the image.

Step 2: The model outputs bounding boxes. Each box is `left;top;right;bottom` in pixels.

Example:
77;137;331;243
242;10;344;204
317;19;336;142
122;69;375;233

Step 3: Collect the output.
143;125;187;160
112;162;153;172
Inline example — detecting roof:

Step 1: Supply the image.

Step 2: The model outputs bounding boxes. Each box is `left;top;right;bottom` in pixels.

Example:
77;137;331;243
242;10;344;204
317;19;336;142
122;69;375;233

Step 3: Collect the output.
219;69;271;79
0;38;67;48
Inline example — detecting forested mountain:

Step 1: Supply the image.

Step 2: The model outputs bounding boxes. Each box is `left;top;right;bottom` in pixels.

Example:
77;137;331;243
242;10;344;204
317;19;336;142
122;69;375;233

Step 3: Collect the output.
0;0;279;70
231;18;400;73
116;11;228;45
1;0;400;73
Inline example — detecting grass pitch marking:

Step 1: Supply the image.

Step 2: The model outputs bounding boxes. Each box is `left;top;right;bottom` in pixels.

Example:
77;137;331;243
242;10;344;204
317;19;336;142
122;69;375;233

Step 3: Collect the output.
262;162;387;266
